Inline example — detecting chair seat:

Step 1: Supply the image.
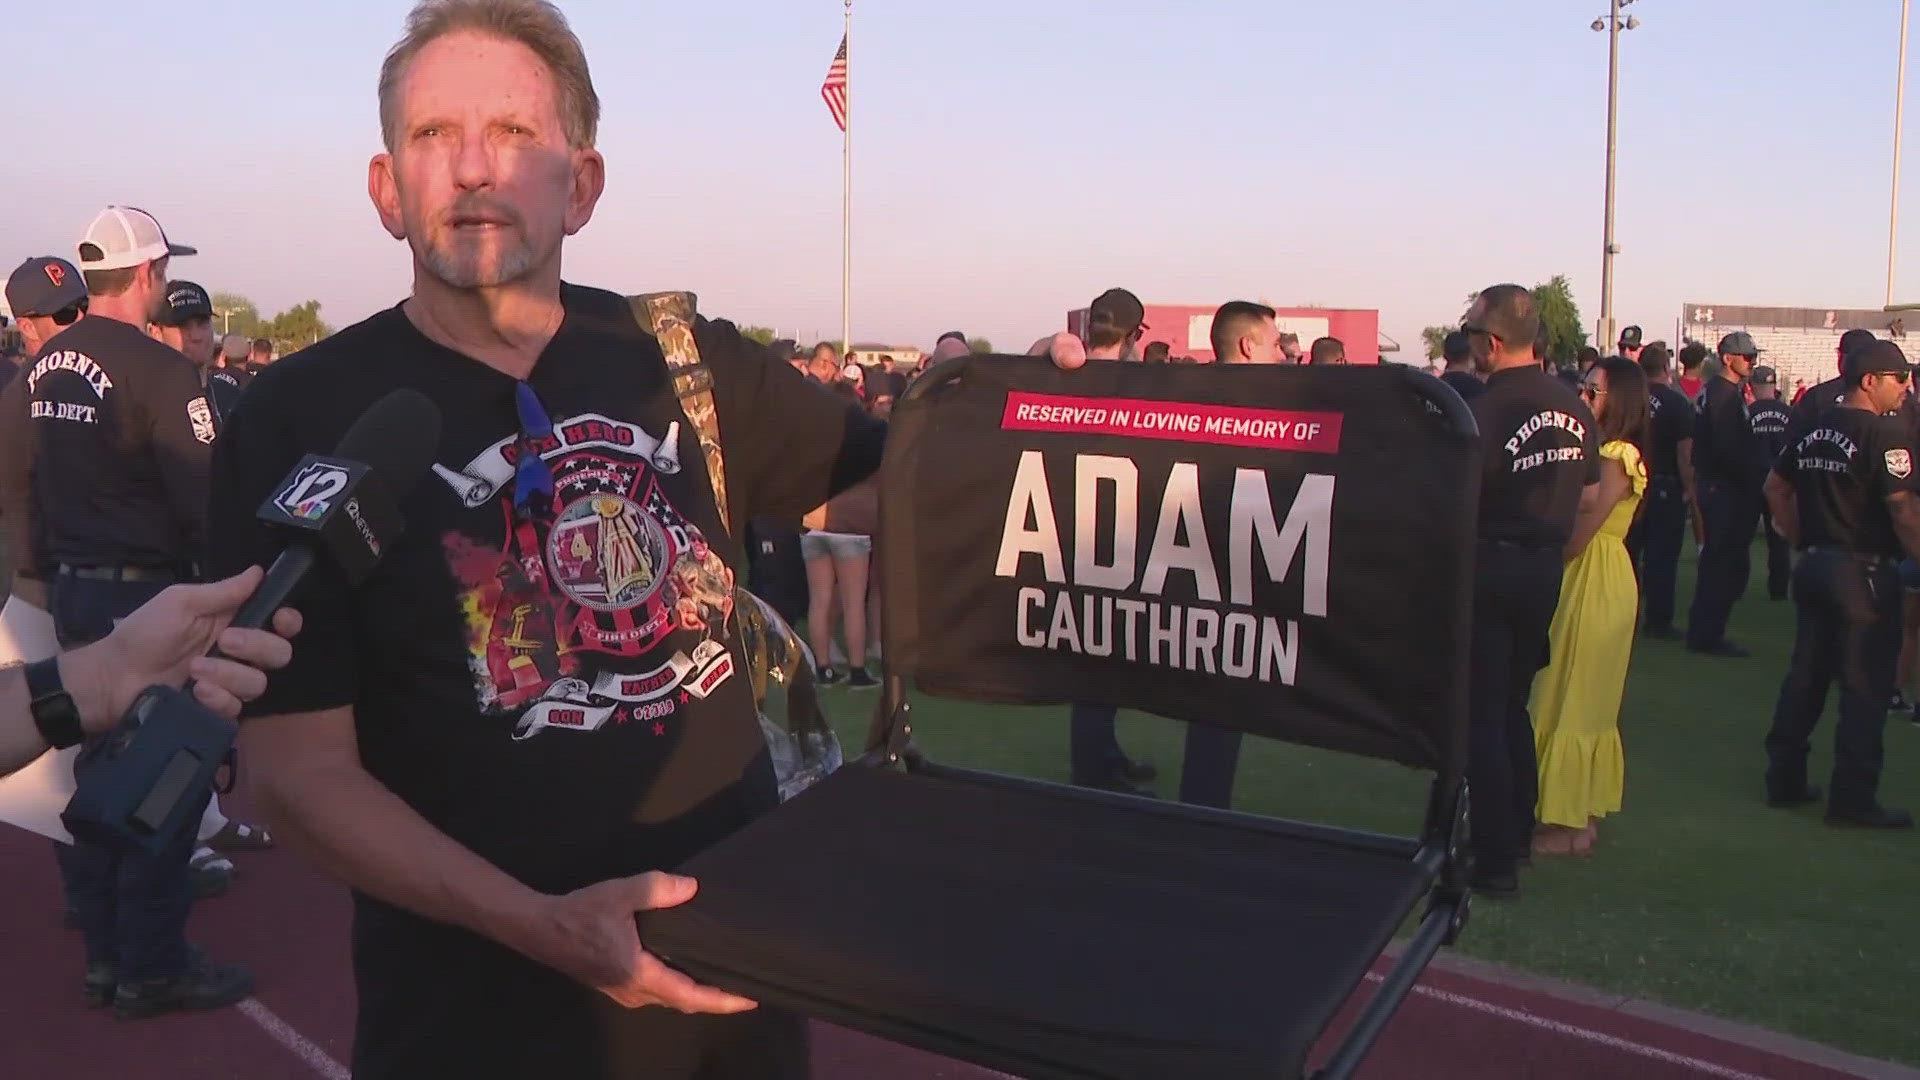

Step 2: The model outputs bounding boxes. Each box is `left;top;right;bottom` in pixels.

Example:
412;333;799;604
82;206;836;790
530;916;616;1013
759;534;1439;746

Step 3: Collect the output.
643;765;1435;1080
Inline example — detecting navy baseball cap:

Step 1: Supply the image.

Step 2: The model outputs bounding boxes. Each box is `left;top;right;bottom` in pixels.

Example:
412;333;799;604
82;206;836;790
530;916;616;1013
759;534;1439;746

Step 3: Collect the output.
1844;339;1911;378
1840;328;1878;357
5;256;87;317
154;280;213;327
1618;325;1643;349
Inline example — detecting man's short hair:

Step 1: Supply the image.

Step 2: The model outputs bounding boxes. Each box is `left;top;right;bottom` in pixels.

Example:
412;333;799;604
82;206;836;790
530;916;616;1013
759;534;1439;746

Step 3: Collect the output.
1441;330;1470;364
380;0;601;152
81;266;139;299
251;338;272;356
1208;300;1275;360
1142;341;1171;363
1309;336;1345;364
1677;341;1708;371
1638;343;1670;379
1471;283;1540;355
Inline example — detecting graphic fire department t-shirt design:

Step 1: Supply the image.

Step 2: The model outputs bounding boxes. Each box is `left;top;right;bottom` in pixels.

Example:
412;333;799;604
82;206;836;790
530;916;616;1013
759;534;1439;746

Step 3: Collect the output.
434;410;739;743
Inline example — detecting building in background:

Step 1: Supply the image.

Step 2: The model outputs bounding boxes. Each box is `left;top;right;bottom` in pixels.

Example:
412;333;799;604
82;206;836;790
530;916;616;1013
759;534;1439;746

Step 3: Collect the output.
1067;302;1383;364
1682;303;1905;389
845;343;925;368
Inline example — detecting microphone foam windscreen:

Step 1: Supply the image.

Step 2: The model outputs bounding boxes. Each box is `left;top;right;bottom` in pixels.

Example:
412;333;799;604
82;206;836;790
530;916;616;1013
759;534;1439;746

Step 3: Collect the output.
333;388;444;501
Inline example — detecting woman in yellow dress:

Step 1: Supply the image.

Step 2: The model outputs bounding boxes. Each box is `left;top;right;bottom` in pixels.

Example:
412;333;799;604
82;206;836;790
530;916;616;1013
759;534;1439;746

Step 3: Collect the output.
1531;355;1652;856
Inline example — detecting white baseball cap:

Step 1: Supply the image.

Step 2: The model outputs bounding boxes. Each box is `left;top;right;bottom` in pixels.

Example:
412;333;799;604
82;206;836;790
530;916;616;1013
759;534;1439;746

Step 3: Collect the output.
76;206;196;271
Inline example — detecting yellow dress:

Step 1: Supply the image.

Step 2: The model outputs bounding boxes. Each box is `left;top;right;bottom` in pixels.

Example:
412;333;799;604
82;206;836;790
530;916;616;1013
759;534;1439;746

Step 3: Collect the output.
1529;440;1645;828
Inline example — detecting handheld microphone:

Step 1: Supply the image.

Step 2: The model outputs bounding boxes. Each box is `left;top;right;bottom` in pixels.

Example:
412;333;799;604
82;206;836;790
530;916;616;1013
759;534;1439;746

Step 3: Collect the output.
230;388;444;630
61;389;444;853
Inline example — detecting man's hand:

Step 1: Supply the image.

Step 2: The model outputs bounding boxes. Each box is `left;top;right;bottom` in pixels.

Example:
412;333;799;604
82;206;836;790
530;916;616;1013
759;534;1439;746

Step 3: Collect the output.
62;566;304;729
1027;332;1086;370
511;872;757;1013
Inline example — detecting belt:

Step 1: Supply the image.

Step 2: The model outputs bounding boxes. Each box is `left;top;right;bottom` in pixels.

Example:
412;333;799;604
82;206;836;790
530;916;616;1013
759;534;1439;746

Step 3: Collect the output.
1477;538;1560;552
57;564;181;583
1802;546;1895;569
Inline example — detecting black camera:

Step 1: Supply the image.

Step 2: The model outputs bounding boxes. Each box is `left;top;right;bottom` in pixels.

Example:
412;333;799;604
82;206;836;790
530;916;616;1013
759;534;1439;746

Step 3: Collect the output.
61;686;236;854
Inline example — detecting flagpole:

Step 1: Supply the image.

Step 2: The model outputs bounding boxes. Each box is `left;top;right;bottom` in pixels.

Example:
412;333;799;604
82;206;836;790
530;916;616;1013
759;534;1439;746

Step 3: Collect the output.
841;0;852;360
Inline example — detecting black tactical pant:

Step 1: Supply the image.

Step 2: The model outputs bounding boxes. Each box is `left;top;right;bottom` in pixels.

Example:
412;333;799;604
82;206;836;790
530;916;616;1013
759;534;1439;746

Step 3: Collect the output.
1766;549;1901;812
1627;475;1688;630
1760;507;1792;600
1467;542;1564;879
1687;479;1759;648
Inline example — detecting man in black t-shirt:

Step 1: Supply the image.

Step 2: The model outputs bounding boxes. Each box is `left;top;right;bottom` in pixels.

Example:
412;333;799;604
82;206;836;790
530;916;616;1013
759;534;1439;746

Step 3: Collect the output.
1438;329;1484;402
1461;285;1601;899
1685;332;1764;656
205;8;1085;1077
1626;343;1698;637
1763;340;1919;829
1748;366;1793;601
1786;329;1879;437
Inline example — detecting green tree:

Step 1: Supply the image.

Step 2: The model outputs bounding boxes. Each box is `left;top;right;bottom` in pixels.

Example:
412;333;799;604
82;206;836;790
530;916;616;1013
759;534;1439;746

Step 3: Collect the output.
966;336;993;355
209;292;262;338
738;325;777;346
1421;325;1452;361
1530;275;1588;364
263;300;333;355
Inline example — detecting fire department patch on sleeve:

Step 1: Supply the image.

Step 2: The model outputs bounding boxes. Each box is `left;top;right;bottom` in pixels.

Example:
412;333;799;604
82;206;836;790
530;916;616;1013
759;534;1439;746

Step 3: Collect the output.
188;397;216;444
1886;448;1912;479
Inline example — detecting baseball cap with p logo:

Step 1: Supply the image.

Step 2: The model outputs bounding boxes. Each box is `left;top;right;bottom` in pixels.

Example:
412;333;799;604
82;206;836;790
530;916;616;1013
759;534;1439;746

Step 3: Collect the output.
76;206;197;272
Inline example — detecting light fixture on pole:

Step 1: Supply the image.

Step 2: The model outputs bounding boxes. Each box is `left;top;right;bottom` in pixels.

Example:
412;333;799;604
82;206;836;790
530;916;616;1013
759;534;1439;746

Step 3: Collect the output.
1593;0;1640;351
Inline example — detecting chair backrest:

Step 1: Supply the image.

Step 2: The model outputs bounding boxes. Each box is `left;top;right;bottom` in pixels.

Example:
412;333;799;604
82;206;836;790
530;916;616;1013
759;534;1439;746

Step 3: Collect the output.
878;356;1479;776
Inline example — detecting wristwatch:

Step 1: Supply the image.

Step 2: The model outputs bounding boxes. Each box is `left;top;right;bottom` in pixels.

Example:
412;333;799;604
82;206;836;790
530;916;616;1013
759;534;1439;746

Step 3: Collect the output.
26;656;84;749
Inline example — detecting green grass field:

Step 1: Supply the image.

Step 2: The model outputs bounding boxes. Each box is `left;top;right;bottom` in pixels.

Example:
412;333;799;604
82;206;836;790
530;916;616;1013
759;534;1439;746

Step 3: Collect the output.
819;543;1920;1067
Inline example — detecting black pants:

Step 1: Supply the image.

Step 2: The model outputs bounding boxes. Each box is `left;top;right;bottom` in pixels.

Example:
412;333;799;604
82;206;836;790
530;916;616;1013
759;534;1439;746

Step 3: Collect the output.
1766;550;1901;812
1068;703;1242;808
1760;508;1791;600
1467;543;1564;878
1687;480;1759;648
49;572;199;981
1628;475;1687;630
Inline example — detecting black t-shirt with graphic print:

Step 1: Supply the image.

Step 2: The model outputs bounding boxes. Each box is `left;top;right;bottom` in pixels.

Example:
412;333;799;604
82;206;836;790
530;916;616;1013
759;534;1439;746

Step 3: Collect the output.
205;287;883;961
1773;405;1920;559
24;314;214;569
1469;366;1602;547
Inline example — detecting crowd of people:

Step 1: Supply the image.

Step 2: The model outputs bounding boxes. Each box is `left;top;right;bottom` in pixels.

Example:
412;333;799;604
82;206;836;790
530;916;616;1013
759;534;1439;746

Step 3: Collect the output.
0;0;1911;1076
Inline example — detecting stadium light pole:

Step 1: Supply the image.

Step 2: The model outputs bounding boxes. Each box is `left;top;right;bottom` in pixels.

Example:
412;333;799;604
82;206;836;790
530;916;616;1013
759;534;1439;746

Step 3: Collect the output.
1891;0;1910;310
1593;0;1640;351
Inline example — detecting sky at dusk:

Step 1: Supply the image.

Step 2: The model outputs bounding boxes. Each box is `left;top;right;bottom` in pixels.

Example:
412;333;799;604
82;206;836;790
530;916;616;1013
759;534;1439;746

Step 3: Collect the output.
1;0;1910;357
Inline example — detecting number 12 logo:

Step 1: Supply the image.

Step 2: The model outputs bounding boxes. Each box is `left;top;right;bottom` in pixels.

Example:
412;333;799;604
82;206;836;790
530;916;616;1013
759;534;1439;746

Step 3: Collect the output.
275;462;350;522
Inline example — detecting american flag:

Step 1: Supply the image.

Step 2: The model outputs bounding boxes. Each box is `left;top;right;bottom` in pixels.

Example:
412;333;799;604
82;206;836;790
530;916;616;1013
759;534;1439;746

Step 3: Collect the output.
821;35;848;132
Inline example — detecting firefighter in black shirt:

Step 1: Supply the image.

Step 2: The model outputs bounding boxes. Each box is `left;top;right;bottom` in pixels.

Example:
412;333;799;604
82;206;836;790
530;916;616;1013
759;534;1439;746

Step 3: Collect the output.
1763;340;1919;828
1438;329;1484;402
1462;285;1602;898
1786;329;1879;435
32;206;252;1016
1685;332;1764;656
1748;366;1793;600
1626;343;1698;637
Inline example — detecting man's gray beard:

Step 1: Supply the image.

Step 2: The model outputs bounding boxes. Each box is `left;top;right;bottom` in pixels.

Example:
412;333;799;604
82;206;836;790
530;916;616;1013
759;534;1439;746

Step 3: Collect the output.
419;235;538;289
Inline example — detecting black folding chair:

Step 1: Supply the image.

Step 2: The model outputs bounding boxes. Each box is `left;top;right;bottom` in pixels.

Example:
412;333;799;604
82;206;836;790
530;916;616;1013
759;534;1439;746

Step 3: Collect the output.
645;356;1481;1079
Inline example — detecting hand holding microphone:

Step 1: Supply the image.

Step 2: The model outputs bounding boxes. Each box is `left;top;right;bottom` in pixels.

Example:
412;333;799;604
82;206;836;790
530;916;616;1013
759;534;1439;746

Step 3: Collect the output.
61;390;443;852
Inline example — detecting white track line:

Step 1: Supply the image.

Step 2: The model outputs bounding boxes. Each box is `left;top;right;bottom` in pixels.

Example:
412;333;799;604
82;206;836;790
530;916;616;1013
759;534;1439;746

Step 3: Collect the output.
1366;973;1774;1080
237;997;350;1080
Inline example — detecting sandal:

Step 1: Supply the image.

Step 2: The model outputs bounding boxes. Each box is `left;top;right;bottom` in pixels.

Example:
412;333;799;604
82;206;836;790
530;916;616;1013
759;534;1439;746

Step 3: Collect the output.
1531;826;1575;857
206;820;274;853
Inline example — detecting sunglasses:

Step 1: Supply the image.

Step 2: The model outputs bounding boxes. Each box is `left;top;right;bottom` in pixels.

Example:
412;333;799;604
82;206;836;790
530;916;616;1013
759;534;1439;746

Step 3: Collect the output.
1875;369;1913;385
1579;385;1608;399
512;381;556;520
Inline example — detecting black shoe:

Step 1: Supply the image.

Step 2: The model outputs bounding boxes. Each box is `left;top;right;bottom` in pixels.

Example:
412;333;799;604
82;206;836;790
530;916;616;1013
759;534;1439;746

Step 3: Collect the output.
113;957;253;1019
1767;784;1823;808
1119;757;1159;783
815;665;843;686
1687;640;1751;658
1825;805;1915;829
83;962;116;1008
191;848;234;900
845;667;878;688
1469;869;1520;900
1642;625;1683;641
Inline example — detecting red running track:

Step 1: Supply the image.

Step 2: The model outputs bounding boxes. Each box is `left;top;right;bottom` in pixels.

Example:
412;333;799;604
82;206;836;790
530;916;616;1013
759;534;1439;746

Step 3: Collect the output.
0;819;1887;1079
